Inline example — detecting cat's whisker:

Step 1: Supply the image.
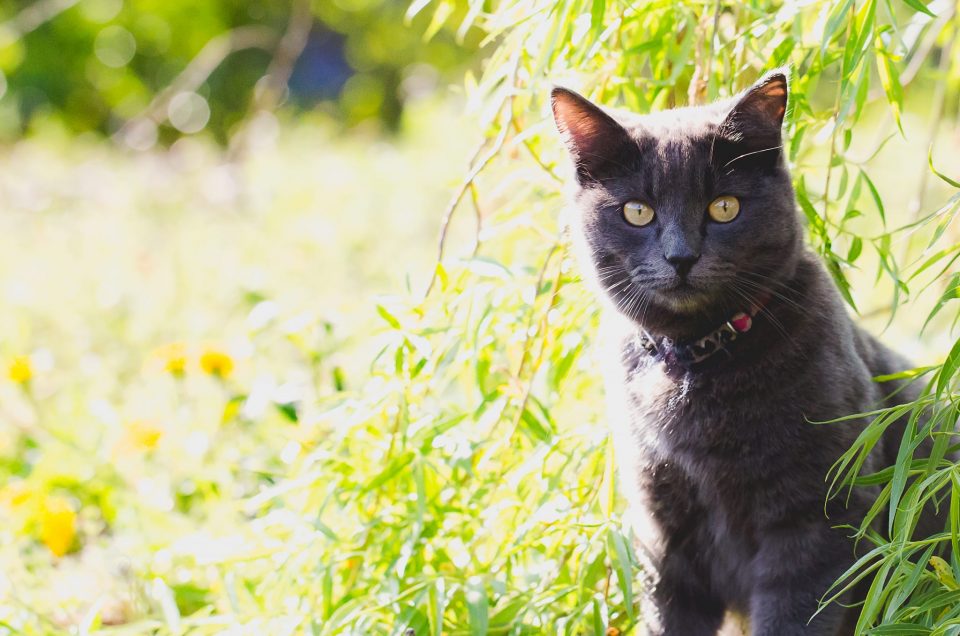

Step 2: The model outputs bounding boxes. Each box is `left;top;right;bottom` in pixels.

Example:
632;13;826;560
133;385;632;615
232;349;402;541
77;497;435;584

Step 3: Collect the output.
720;144;784;170
607;277;633;293
627;289;648;323
616;284;646;320
735;276;806;314
729;283;800;351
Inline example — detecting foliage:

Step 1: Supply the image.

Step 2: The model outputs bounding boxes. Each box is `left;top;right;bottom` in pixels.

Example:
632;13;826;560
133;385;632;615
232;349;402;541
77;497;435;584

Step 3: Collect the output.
0;0;958;635
432;0;960;631
0;0;478;143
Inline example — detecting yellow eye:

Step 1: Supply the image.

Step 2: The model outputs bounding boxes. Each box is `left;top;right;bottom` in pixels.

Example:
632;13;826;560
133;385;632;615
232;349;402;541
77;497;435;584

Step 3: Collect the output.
708;195;740;223
623;200;655;227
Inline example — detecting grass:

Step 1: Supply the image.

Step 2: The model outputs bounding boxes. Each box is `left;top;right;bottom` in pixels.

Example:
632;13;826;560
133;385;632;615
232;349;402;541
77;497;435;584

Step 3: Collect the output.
0;99;637;634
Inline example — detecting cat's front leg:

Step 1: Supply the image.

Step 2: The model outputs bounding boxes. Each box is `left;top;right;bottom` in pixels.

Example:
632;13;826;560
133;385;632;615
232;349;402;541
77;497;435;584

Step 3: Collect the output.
748;529;857;636
641;552;727;636
748;582;853;636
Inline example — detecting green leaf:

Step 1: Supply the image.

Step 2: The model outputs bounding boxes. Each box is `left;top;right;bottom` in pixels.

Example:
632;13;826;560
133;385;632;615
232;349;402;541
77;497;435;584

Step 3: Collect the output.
822;0;855;55
592;596;608;635
364;451;416;492
848;237;863;263
275;401;298;423
466;579;489;636
520;404;552;442
869;625;932;635
888;412;918;535
930;556;959;590
430;578;447;636
855;559;894;632
936;337;960;400
875;46;904;133
860;169;886;226
899;0;936;16
392;605;430;636
922;273;960;332
952;472;960;565
608;527;636;623
591;0;605;33
929;147;960;189
377;304;403;329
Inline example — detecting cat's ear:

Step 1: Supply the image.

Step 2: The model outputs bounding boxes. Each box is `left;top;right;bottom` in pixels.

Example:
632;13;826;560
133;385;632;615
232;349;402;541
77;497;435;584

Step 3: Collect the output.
551;87;635;184
714;70;788;169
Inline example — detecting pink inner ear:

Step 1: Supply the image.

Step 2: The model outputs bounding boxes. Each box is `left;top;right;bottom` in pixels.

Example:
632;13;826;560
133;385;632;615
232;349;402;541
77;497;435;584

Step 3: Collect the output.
551;89;630;162
566;116;612;152
757;80;787;119
553;99;598;144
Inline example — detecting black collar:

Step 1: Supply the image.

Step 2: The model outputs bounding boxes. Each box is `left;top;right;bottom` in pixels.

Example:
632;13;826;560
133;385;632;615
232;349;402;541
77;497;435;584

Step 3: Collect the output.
636;298;767;367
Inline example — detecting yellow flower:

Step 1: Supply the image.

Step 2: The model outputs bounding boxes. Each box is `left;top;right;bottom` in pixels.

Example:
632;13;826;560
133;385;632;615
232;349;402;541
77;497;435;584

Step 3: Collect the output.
156;343;187;377
39;495;76;557
0;480;34;509
200;349;234;378
125;419;163;451
8;355;32;384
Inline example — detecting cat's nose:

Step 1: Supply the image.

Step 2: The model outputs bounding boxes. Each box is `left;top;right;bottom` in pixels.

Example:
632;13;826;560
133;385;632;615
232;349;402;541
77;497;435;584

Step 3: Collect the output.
665;253;700;276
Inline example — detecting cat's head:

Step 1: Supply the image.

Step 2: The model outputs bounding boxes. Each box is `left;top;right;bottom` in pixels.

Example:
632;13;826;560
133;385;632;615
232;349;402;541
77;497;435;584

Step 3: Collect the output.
552;71;802;340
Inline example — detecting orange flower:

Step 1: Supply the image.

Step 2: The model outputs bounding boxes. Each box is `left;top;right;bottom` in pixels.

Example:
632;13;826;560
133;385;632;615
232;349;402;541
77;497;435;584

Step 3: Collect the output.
200;349;234;379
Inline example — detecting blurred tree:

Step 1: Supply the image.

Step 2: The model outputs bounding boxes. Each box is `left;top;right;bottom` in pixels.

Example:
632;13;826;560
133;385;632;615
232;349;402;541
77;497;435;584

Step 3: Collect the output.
0;0;481;145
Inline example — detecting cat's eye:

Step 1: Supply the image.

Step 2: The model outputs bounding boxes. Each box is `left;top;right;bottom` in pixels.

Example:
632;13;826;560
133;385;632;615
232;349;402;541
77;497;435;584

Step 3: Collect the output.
708;195;740;223
623;200;655;227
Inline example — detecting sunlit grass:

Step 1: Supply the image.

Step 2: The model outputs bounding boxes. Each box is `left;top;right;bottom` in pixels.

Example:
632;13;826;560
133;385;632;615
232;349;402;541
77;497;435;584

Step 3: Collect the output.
0;101;636;634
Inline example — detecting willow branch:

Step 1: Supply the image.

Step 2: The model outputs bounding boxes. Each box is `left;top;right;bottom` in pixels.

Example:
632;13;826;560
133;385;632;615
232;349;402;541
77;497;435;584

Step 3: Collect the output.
909;17;957;221
866;7;954;103
688;0;722;105
423;51;522;298
251;0;313;113
822;2;857;225
228;0;313;160
0;0;80;46
423;112;511;297
122;26;278;131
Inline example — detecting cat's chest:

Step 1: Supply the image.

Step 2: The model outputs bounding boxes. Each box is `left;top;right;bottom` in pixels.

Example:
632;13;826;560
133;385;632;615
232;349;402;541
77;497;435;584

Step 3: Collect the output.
621;360;771;460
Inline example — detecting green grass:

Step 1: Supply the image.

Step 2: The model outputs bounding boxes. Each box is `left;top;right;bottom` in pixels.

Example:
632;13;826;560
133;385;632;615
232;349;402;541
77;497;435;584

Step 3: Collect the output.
0;102;639;634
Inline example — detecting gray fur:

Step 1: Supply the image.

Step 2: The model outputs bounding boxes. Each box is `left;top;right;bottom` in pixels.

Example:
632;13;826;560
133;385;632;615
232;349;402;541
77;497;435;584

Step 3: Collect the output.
552;73;931;635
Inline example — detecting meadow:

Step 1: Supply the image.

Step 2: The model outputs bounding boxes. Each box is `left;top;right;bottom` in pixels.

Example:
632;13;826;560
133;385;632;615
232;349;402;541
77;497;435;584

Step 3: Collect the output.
0;95;636;633
0;0;959;633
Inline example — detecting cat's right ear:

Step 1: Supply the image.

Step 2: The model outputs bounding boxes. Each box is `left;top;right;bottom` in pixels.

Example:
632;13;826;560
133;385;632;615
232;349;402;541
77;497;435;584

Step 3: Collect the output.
551;87;634;184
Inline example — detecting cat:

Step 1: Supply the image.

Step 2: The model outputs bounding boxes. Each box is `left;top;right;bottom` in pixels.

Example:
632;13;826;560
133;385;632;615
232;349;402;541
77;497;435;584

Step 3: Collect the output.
551;70;934;635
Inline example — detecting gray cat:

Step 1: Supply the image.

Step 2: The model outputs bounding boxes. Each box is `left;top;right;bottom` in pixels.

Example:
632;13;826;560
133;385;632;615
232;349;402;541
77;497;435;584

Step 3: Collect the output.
551;71;932;635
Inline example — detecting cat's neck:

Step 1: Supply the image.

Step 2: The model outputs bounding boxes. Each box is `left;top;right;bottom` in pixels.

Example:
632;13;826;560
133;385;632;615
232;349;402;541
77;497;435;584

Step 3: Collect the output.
630;250;810;346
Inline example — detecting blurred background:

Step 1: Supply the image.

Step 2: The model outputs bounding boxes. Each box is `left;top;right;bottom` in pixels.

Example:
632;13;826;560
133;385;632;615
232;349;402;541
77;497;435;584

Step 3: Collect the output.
0;0;957;633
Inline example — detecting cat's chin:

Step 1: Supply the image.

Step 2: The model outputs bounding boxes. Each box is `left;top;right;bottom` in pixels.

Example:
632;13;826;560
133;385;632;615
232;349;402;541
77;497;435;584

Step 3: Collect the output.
653;284;712;313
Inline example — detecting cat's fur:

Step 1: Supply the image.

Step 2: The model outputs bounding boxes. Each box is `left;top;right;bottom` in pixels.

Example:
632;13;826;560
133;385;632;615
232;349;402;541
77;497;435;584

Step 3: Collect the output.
552;72;931;635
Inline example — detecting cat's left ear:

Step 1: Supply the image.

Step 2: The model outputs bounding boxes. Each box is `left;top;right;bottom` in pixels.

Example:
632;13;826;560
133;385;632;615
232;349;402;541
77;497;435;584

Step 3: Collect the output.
714;70;788;168
551;87;635;184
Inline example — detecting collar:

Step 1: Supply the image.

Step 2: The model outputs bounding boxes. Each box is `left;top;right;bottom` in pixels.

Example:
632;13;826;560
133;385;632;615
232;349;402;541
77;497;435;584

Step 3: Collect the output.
636;295;769;367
